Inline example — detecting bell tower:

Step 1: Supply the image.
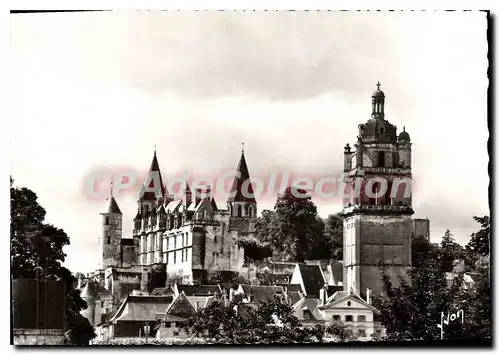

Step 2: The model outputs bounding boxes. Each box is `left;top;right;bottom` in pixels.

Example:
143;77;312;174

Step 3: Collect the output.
341;82;413;296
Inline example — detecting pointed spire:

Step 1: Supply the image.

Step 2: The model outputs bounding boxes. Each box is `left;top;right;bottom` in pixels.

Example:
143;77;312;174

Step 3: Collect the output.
106;180;122;214
228;147;256;203
138;150;166;201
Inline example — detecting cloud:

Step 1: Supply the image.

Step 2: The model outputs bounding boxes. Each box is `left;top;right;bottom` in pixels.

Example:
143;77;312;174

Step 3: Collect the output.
9;11;489;273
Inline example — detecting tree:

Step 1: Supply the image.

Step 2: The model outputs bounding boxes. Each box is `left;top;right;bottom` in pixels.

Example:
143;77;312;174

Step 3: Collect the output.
238;235;273;261
10;178;91;343
254;210;280;246
182;295;323;343
325;320;355;342
376;217;491;341
440;229;464;273
465;216;490;270
412;234;441;268
323;213;344;260
273;187;325;262
375;257;450;341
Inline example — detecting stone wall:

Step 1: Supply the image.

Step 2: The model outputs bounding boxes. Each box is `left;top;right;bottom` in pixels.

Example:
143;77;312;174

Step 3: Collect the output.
13;329;65;345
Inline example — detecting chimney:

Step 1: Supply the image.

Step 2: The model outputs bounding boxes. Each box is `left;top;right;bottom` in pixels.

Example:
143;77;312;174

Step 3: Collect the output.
320;287;326;306
366;288;372;305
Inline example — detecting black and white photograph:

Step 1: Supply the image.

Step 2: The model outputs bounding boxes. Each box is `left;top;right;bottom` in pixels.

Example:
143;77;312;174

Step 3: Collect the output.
8;9;491;347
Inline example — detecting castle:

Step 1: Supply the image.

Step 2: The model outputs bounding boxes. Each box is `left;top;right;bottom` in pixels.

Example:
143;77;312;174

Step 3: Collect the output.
78;83;430;327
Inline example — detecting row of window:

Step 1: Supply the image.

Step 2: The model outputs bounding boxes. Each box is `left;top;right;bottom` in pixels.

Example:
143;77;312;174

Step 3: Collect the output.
164;248;191;265
332;315;366;322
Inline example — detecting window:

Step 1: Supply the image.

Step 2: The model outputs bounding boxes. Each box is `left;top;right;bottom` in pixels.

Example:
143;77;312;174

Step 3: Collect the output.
248;206;253;217
195;301;200;311
107;236;111;244
377;151;385;167
101;301;104;307
248;295;254;302
165;322;171;328
303;310;312;320
174;236;177;248
345;315;353;322
237;205;242;217
358;315;366;322
358;329;366;337
347;301;352;307
173;251;177;264
332;315;341;321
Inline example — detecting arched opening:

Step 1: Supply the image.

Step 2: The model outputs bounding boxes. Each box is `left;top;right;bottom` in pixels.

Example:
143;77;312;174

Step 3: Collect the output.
237;205;242;217
248;205;253;217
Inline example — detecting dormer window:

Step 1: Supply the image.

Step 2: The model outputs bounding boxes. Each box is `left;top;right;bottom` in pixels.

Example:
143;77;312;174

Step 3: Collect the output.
303;310;312;320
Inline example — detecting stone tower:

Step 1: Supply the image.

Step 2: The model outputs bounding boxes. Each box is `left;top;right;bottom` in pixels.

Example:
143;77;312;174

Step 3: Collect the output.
134;149;170;266
99;186;123;269
227;144;258;219
341;82;413;297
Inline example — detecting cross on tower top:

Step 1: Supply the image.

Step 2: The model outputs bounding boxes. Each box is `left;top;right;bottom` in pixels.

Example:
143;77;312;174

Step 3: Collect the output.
376;81;381;90
242;142;244;154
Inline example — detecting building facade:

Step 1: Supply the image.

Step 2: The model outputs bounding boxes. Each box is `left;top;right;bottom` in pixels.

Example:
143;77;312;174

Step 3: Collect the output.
83;148;257;322
341;83;414;296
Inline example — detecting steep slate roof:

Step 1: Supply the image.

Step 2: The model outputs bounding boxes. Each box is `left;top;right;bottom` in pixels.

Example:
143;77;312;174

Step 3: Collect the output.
292;297;325;321
239;285;285;302
175;284;222;296
227;151;256;203
110;295;174;322
297;264;326;297
288;291;303;305
138;151;166;201
165;199;182;213
327;285;343;297
80;281;100;300
329;260;343;283
150;287;175;296
284;284;303;293
78;280;111;297
107;196;122;214
185;295;217;310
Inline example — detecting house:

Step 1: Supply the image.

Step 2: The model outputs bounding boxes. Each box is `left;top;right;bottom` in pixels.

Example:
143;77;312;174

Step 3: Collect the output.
172;283;223;297
234;285;285;304
291;296;325;326
318;290;382;340
98;292;195;340
290;263;326;297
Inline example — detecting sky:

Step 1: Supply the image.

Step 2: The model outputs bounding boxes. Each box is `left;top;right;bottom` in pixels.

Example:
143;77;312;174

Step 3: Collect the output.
9;11;489;273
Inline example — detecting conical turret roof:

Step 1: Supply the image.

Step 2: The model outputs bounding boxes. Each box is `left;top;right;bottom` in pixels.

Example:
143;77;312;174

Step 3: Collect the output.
138;150;166;201
80;281;99;300
228;151;256;203
107;196;122;214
